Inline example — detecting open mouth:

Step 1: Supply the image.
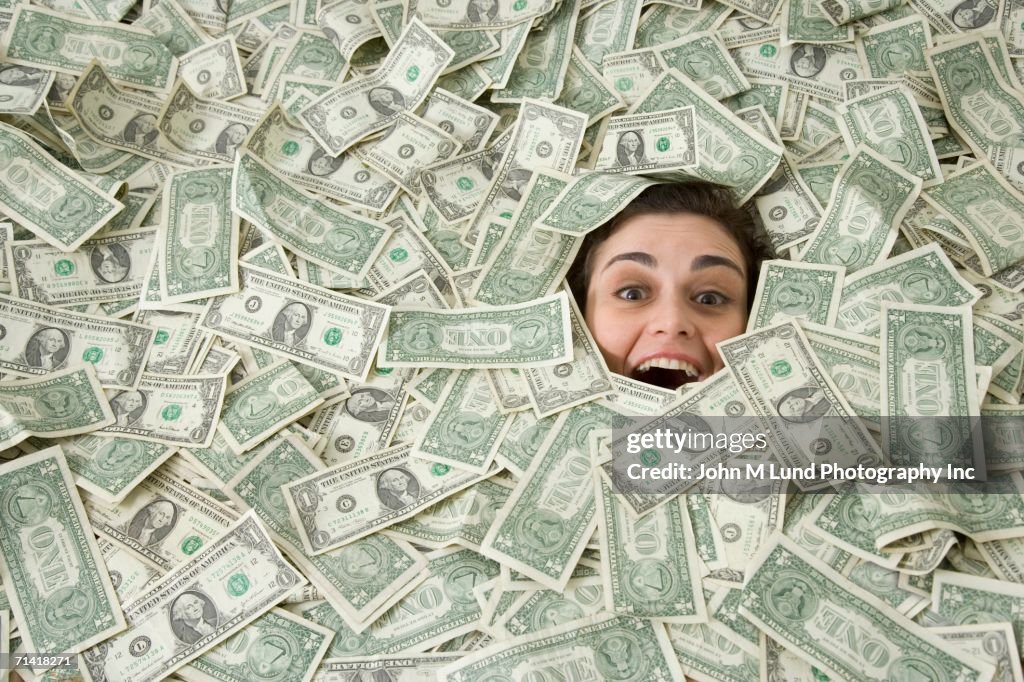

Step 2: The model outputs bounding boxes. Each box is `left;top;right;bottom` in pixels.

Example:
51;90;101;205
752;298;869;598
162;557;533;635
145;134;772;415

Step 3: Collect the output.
631;357;702;390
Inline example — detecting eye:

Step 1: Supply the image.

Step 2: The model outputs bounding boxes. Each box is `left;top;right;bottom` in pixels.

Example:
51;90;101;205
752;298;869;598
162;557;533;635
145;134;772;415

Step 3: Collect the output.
695;292;729;305
616;286;646;301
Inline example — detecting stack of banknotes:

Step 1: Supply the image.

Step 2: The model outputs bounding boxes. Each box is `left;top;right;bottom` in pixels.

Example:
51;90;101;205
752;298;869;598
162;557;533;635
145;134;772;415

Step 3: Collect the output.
0;0;1021;678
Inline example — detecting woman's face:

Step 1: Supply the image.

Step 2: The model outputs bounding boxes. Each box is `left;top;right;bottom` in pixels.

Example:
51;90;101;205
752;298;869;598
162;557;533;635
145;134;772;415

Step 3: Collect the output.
584;213;749;390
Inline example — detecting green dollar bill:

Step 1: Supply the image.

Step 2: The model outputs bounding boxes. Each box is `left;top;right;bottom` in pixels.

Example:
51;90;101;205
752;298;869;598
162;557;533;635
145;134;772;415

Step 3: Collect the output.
200;263;390;382
134;0;209;56
334;547;499;654
535;171;655;236
838;86;941;183
933;569;1024;651
818;0;902;24
239;341;348;406
318;0;380;61
83;461;237;571
414;369;511;473
490;0;578;102
136;309;204;374
233;152;392;279
243;104;399;212
667;619;760;682
593;106;698;173
380;292;573;368
358;215;453;299
634;4;730;49
465;99;586;235
573;0;640;69
0;368;114;444
740;535;995;682
218;360;323;453
350;112;459;193
601;48;666;107
225;435;429;631
157;80;262;164
314;654;462;681
8;227;155;306
498;578;606;637
730;41;862;102
95;536;160;605
440;613;685;681
606;374;678;415
753;152;823;250
434;63;492;101
307;367;410;466
282;442;493;554
177;36;247;100
595;475;706;621
748;259;844;331
0;446;126;654
932;622;1024;682
68;60;199;166
298;19;454;155
412;0;556;30
420;87;499;153
799;145;921;273
718;320;883;485
81;512;306;682
857;16;931;78
385;477;514;551
374;270;450;309
161;167;239;304
923;161;1024;276
179;608;333;682
482;402;624;590
0;292;155;388
99;372;227;447
3;6;178;92
881;302;982;468
554;47;624;124
264;30;347;101
656;31;750;100
471;170;581;305
0;62;52;115
631;69;782;202
420;130;510;223
0;122;124;251
493;409;557;476
478;23;530;89
836;243;980;336
782;0;852;45
59;433;175;504
802;321;882;427
927;36;1024;158
522;290;615;416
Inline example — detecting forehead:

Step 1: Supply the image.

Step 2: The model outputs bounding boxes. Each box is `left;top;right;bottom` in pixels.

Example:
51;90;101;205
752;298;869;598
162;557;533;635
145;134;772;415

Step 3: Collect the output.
592;213;746;269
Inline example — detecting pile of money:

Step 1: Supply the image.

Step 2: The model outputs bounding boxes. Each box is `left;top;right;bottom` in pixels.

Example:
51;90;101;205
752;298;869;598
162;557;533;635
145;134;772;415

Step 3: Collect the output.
0;0;1022;677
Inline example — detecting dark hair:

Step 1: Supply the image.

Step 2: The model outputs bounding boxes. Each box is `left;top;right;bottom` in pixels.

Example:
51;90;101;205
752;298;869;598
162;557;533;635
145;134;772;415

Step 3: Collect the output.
566;181;775;313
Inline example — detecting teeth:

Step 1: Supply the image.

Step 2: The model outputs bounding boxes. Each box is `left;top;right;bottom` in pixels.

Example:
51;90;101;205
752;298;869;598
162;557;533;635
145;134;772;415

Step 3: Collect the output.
635;357;698;376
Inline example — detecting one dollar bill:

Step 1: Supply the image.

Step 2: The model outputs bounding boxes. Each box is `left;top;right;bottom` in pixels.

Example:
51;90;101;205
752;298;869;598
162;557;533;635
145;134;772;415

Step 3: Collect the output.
0;446;126;655
81;512;306;682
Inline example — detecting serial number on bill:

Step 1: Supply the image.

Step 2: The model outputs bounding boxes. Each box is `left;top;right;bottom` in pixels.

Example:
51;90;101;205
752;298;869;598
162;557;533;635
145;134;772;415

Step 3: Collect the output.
10;654;74;668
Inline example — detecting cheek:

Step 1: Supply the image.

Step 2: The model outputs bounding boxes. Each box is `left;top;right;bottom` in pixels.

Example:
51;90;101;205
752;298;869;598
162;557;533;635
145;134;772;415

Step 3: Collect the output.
584;302;639;373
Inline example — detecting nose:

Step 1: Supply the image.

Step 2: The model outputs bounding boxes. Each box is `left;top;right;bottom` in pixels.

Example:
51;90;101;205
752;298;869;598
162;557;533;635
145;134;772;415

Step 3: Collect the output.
646;292;696;337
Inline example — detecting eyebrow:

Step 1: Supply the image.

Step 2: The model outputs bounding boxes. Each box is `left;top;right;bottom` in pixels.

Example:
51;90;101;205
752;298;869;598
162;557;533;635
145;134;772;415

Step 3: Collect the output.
601;252;745;277
601;251;656;271
691;254;745;277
